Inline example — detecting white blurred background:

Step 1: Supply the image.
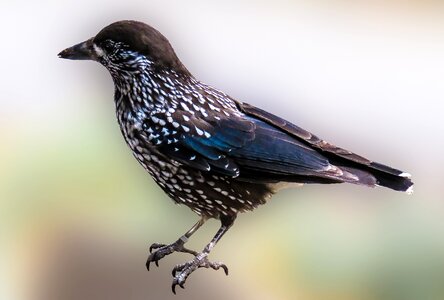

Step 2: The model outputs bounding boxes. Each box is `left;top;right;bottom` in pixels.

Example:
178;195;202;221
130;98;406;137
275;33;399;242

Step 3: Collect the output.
1;1;444;299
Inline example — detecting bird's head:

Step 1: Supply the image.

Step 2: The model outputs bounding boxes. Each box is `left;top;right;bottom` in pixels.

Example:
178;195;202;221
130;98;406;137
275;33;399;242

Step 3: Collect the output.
58;20;190;76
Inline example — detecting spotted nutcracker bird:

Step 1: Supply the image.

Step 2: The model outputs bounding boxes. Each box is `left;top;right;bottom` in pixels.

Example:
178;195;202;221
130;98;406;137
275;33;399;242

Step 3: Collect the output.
59;20;413;293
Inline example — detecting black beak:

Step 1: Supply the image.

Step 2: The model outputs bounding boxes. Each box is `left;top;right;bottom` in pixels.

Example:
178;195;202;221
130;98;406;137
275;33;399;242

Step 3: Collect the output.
58;38;97;60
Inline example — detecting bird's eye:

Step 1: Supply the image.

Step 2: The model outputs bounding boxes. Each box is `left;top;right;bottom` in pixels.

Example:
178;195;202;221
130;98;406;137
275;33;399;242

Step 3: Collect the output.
102;40;115;52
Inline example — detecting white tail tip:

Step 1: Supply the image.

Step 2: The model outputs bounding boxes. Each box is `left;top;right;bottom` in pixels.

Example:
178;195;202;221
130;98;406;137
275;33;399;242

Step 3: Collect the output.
400;172;412;178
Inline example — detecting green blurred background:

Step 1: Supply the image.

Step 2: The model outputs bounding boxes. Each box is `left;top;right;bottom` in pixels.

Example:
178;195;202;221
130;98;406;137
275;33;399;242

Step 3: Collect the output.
1;1;444;299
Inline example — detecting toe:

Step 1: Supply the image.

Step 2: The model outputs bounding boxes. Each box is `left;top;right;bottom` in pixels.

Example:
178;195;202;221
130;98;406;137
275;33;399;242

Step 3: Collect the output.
149;243;166;253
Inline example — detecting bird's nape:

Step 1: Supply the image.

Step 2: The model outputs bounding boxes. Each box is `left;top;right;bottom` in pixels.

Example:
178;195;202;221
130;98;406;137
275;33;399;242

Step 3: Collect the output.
59;20;413;293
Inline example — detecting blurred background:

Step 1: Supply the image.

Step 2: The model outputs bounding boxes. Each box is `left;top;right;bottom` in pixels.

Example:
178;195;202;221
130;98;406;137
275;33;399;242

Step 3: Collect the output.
1;0;444;299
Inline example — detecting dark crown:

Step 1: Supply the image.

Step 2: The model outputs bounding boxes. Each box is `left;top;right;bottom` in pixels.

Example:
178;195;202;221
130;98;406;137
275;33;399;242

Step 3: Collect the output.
95;20;190;75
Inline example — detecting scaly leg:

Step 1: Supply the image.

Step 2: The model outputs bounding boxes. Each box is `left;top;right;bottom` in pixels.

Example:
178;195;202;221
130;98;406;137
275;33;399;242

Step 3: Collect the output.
146;217;207;270
171;215;235;294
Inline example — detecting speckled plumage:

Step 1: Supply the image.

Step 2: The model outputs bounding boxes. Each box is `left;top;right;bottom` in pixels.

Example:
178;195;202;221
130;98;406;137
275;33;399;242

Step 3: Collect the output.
111;58;274;218
59;20;413;293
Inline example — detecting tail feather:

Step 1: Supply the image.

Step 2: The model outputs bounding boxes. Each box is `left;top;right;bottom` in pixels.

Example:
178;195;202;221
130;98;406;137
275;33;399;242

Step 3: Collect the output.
338;163;413;193
339;166;377;187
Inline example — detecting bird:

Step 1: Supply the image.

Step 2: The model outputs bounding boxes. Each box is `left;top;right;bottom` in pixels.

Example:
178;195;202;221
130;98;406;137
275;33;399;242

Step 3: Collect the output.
58;20;413;293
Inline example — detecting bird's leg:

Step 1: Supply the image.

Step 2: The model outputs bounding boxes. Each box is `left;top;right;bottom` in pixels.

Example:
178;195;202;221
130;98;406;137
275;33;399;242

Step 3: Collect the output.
146;217;207;270
171;215;235;294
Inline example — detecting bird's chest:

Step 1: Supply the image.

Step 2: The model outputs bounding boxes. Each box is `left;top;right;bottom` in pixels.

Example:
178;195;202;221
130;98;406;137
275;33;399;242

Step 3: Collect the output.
115;104;168;173
115;104;189;195
116;107;146;152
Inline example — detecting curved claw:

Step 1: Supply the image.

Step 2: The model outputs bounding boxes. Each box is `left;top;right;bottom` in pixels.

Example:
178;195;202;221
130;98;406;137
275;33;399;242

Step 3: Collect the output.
146;246;165;271
213;263;228;275
146;253;162;271
170;255;229;293
146;257;154;271
146;241;199;272
171;280;185;294
223;265;228;276
146;258;160;271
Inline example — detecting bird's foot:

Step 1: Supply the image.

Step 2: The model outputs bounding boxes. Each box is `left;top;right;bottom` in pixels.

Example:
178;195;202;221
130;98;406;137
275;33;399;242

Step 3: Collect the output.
171;253;228;294
146;240;198;270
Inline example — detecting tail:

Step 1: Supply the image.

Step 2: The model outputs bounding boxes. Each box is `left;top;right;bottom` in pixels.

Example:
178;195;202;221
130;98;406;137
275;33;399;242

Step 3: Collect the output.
338;162;414;194
238;102;414;194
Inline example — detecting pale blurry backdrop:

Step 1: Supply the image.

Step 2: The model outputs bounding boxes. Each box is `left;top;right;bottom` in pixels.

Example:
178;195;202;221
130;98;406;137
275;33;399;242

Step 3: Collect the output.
1;1;444;299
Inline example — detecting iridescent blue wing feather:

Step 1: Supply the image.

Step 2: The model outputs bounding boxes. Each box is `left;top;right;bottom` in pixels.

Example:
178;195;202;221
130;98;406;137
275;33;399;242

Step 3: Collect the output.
148;109;342;181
